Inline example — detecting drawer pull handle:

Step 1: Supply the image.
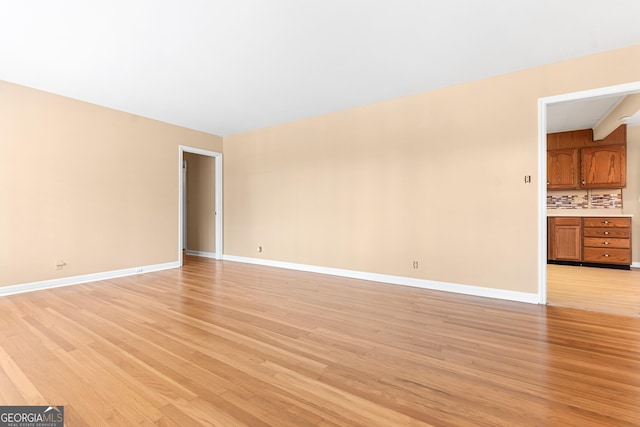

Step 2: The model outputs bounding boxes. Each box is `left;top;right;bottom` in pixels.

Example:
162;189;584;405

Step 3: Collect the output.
604;254;610;257
603;220;609;224
603;242;609;245
604;232;609;235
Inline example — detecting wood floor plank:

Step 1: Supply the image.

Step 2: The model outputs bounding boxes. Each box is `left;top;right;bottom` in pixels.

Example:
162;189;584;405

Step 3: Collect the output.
547;264;640;316
0;345;44;404
0;256;639;425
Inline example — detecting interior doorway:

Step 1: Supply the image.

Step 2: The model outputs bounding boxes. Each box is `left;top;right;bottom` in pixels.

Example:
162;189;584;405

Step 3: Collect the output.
178;146;222;265
538;81;640;310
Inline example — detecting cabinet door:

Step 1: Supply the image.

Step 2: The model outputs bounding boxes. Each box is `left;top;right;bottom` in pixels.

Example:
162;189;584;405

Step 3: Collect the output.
548;218;582;261
547;148;579;189
580;144;626;188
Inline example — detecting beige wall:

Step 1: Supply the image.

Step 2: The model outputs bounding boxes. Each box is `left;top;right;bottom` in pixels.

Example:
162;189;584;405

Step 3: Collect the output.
4;45;639;293
184;152;216;253
623;126;640;263
0;81;222;287
223;44;640;294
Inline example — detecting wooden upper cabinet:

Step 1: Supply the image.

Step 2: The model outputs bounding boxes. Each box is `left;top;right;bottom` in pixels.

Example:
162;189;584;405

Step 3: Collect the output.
580;144;626;188
547;148;579;189
547;129;593;150
547;125;627;190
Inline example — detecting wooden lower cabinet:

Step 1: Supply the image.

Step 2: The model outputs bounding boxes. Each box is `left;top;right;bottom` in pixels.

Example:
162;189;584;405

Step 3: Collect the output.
582;217;631;265
548;216;632;267
548;217;582;261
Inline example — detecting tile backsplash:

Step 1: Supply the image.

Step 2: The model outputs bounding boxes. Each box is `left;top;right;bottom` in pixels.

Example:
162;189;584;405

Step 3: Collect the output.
590;192;623;209
547;189;622;209
547;193;588;209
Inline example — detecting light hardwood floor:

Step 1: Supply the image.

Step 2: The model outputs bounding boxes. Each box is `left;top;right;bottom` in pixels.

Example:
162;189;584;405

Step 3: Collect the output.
547;264;640;317
1;256;639;426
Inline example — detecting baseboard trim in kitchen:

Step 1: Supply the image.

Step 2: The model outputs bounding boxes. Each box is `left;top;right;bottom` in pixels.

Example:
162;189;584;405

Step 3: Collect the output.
223;255;539;304
185;250;218;259
0;261;180;297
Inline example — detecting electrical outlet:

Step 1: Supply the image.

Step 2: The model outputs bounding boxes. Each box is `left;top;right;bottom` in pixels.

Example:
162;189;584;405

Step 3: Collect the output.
412;261;419;269
258;246;263;253
56;260;66;270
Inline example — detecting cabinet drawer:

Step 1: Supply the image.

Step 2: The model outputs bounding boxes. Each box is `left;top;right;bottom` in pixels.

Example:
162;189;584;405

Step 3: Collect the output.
582;247;631;264
583;237;630;249
582;217;630;228
552;217;581;226
583;227;630;238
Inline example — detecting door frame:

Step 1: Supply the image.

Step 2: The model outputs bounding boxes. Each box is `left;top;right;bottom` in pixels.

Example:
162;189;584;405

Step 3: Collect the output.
537;81;640;304
182;159;188;251
178;146;223;264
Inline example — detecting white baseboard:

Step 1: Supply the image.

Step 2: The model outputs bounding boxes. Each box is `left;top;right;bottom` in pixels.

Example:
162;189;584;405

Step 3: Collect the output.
632;262;640;269
223;255;539;304
1;255;541;304
0;261;180;297
185;250;218;259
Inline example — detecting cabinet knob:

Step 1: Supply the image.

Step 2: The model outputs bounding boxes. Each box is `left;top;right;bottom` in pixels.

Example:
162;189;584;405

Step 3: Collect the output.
603;220;609;224
603;241;609;245
604;231;609;235
581;180;585;186
604;254;610;257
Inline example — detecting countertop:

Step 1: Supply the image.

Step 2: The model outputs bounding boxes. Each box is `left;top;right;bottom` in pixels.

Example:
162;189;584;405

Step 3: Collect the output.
547;210;633;217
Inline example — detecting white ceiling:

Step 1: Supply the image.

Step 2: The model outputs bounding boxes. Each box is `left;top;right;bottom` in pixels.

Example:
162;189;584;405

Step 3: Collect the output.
2;0;640;136
546;95;625;133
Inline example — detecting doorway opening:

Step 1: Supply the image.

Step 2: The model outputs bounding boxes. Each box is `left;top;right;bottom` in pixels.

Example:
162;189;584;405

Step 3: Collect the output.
178;146;222;265
538;81;640;312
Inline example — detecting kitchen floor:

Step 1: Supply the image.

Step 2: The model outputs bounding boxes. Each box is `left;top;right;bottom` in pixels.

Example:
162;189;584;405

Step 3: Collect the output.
547;264;640;317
